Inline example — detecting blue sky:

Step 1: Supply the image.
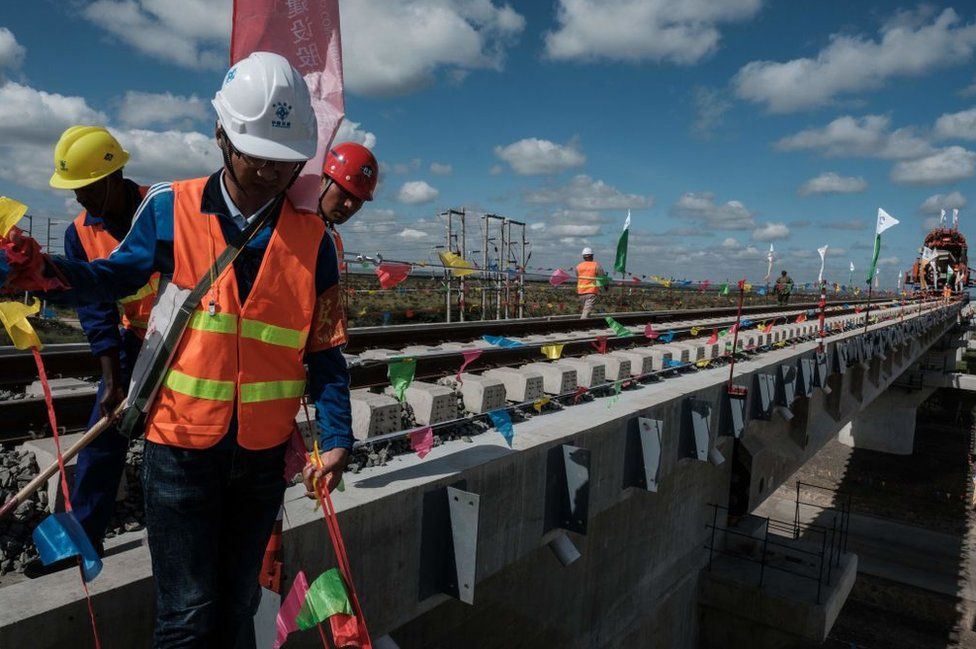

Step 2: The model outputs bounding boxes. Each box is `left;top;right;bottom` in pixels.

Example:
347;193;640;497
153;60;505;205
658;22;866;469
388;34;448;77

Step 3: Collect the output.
1;1;975;287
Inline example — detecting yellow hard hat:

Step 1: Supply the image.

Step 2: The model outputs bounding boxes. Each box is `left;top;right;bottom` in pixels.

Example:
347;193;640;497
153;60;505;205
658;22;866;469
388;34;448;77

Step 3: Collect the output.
49;126;130;190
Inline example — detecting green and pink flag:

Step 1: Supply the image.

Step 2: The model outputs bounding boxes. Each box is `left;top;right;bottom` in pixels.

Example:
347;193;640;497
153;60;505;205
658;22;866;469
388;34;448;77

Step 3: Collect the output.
275;568;365;648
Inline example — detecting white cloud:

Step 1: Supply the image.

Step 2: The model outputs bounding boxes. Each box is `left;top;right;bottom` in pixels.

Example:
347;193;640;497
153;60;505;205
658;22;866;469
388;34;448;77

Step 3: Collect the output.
494;137;585;175
543;0;761;65
670;192;755;230
721;237;740;248
334;119;378;149
118;91;206;128
752;222;790;241
397;180;439;204
392;159;422;175
82;0;231;70
430;162;453;175
797;172;867;196
0;82;108;145
523;174;652;210
0;81;218;190
398;228;428;240
0;27;26;71
890;146;976;185
734;8;976;113
119;128;221;184
547;223;601;237
934;107;976;141
919;191;967;214
775;115;932;160
691;86;731;140
341;0;525;96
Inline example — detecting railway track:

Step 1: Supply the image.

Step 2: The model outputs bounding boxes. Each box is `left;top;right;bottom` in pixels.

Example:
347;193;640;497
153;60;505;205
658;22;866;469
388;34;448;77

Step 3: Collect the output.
0;296;912;443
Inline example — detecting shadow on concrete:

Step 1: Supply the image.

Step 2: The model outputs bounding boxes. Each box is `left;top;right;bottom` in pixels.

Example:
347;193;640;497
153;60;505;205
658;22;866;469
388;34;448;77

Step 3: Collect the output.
353;444;515;489
784;387;976;648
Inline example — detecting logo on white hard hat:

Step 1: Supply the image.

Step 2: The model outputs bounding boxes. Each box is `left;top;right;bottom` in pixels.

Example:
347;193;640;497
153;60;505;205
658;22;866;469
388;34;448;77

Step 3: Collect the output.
271;102;292;129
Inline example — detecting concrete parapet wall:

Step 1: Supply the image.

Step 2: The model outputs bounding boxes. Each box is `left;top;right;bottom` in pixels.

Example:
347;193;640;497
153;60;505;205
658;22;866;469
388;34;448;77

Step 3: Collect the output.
0;301;962;648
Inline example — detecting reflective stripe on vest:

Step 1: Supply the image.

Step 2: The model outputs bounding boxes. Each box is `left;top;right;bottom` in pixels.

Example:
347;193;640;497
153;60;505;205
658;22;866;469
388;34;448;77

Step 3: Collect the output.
240;379;307;403
164;369;235;401
187;310;306;349
577;261;600;294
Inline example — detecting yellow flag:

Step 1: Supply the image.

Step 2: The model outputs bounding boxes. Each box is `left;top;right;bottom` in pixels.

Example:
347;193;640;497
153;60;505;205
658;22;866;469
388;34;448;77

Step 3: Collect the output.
0;298;42;350
0;197;28;237
690;326;700;336
695;359;711;368
438;251;477;277
540;344;564;360
743;283;752;291
533;395;551;413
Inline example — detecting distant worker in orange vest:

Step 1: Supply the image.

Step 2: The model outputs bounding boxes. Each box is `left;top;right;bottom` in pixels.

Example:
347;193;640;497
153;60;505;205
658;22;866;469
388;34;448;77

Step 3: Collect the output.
24;126;158;578
317;142;379;348
576;247;606;319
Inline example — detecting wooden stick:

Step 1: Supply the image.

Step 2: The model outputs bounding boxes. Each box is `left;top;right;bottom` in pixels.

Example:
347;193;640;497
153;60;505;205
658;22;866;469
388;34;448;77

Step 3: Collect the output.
0;403;125;520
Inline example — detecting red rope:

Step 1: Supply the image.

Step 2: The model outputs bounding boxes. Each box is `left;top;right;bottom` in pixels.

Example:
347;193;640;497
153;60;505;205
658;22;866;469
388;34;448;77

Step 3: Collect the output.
31;348;102;649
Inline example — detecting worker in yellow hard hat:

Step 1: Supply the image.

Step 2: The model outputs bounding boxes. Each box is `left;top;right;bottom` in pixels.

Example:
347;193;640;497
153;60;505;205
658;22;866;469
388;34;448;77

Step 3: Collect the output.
25;126;157;578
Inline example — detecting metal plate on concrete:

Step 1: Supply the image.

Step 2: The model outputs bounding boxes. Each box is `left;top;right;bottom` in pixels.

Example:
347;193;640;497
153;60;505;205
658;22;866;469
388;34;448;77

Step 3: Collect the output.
720;388;748;439
545;444;591;534
814;352;830;391
638;417;663;491
778;364;797;406
753;373;775;420
798;356;815;398
419;482;481;605
681;397;711;462
832;343;848;375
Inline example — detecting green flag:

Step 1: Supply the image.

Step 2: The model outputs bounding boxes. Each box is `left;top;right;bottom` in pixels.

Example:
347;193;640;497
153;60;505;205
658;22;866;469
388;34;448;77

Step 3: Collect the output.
604;316;632;337
388;358;417;401
720;283;729;295
866;208;899;283
296;568;353;631
614;210;630;274
595;273;610;288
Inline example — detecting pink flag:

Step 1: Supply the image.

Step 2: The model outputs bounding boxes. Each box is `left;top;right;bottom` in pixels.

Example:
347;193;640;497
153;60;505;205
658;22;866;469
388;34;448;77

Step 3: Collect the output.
549;268;571;286
375;262;411;289
455;349;483;383
274;570;310;649
644;324;659;339
231;0;344;213
409;427;434;459
590;335;607;354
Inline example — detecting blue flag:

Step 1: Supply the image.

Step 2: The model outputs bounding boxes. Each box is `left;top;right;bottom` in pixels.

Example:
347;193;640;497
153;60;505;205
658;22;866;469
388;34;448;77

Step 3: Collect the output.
664;358;684;368
483;335;523;348
658;330;675;343
33;512;102;582
757;287;767;296
488;409;514;446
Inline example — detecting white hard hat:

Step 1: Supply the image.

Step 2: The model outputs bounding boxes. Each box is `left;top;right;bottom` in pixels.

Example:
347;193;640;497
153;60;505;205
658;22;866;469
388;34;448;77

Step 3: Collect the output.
212;51;317;162
582;247;593;256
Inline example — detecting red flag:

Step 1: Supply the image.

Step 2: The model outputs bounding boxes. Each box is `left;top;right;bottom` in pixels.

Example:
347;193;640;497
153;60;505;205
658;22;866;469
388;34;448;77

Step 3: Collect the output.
456;349;483;383
631;276;640;284
405;309;415;318
549;268;571;286
707;329;718;344
330;612;366;648
375;262;411;289
409;427;434;459
591;335;608;354
231;0;344;213
573;386;589;404
795;313;807;323
762;322;773;333
699;280;711;293
644;324;660;339
737;278;746;290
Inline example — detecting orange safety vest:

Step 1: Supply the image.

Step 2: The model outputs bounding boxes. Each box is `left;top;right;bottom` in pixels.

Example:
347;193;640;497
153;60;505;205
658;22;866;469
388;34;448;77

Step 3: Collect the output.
321;226;348;349
576;260;600;295
145;177;326;450
72;185;159;336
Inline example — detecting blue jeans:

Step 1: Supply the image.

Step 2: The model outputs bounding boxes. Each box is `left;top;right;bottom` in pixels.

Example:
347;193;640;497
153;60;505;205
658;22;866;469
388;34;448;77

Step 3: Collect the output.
72;330;141;547
142;439;286;648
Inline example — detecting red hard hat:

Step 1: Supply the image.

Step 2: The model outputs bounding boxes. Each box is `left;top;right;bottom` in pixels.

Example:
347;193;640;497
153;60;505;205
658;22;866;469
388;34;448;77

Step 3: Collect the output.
323;142;378;201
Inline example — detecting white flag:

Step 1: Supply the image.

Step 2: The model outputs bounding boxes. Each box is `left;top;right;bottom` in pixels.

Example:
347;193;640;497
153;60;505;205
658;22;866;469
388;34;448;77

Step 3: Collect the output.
953;208;960;229
940;208;946;227
874;266;880;288
897;271;902;291
817;244;828;283
764;243;774;281
849;261;854;272
876;208;899;235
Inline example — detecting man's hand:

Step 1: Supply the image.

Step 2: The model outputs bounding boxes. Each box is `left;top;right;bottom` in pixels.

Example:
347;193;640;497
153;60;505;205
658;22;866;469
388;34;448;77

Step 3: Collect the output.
302;447;349;498
98;353;126;417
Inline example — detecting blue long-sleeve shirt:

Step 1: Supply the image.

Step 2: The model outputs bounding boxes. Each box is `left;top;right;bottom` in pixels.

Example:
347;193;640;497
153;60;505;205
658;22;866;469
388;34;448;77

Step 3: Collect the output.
38;172;353;451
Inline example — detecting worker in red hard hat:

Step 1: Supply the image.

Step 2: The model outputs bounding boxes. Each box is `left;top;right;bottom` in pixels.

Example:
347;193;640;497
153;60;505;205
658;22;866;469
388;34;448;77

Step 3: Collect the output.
314;141;379;349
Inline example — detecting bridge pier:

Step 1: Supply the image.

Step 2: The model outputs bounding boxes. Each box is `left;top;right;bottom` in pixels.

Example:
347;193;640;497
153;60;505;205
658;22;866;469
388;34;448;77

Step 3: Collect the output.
837;384;936;455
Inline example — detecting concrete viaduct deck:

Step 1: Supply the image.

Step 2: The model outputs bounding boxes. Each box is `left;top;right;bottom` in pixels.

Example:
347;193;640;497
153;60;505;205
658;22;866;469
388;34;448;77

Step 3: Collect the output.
0;299;966;648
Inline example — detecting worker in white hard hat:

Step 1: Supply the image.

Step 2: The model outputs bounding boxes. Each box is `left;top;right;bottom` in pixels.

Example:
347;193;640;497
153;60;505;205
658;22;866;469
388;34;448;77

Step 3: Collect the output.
3;52;353;646
576;247;606;318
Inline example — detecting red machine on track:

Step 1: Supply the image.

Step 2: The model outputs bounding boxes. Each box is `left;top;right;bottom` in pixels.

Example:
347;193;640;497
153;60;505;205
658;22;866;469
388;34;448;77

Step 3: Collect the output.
905;227;971;293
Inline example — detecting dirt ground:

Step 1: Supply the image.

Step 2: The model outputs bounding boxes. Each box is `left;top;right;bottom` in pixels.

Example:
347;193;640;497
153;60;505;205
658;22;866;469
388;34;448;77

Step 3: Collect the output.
781;389;976;649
